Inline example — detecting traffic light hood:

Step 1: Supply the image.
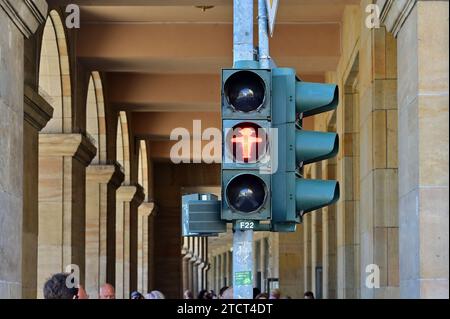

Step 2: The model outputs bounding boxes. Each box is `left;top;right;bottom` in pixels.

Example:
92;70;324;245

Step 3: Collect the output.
296;179;340;214
296;82;339;117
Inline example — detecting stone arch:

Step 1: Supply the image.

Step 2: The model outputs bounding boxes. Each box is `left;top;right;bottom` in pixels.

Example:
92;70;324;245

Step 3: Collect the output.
116;111;130;183
86;71;107;164
38;10;72;133
138;140;148;200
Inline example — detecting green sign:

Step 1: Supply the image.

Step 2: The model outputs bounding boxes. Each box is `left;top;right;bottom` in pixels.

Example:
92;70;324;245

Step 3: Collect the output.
235;271;252;286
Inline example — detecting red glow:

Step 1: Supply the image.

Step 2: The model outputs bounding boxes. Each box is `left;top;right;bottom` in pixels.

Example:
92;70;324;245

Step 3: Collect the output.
231;127;262;160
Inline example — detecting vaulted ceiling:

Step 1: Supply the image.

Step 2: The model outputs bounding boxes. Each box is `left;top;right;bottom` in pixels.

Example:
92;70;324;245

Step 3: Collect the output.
51;0;358;161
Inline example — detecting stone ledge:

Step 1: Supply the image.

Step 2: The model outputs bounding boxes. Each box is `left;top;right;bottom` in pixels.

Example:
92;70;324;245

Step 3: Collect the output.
38;133;97;165
0;0;47;38
24;85;53;131
138;201;156;217
378;0;416;37
116;184;145;205
86;163;125;186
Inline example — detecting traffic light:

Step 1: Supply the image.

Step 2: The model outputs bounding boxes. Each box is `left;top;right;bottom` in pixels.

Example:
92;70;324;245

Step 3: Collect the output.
271;68;340;232
221;61;272;222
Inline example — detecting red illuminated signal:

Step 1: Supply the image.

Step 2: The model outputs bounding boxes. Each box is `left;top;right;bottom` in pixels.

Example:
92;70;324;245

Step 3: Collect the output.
227;123;267;163
231;127;262;160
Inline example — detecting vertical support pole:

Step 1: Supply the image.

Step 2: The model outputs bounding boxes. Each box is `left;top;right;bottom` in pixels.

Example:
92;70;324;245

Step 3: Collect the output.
233;0;254;64
258;0;270;69
233;221;254;299
232;0;255;299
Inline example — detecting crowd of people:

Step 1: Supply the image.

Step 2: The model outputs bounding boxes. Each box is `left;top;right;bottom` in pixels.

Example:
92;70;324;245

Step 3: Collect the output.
43;272;315;299
42;272;165;299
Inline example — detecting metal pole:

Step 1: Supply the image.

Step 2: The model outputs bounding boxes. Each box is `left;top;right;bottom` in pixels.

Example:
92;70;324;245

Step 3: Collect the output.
258;0;270;69
232;0;254;299
233;0;254;64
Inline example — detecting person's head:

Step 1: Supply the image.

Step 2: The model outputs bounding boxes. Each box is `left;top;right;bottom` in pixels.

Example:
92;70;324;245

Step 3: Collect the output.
218;286;229;299
304;291;315;299
255;292;269;299
269;288;281;299
43;273;88;299
99;283;115;299
131;291;144;299
221;287;233;299
253;287;261;299
197;289;208;299
145;290;165;299
183;289;194;299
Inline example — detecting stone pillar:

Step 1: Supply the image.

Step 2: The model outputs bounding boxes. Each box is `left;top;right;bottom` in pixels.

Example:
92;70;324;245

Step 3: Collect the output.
22;86;52;299
115;185;144;299
37;134;96;298
279;226;304;298
303;214;312;292
85;163;124;298
311;166;323;298
191;238;199;296
322;159;338;299
380;0;449;298
355;0;400;299
0;0;47;299
137;201;155;294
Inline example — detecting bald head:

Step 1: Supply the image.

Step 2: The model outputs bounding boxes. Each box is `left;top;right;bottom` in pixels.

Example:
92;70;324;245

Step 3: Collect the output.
99;283;115;299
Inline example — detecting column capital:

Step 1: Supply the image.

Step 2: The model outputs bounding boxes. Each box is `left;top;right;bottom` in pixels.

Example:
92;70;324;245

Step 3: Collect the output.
138;201;155;218
117;184;145;205
87;163;125;187
377;0;416;37
0;0;47;38
24;85;53;131
39;133;97;166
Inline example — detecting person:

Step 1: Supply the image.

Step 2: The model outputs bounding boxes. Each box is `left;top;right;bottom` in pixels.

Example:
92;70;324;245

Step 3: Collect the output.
197;289;208;299
269;288;281;299
253;287;261;299
131;291;145;299
145;290;165;299
99;283;115;299
183;289;194;299
304;291;315;299
220;287;233;299
43;273;89;299
255;292;269;299
218;286;229;299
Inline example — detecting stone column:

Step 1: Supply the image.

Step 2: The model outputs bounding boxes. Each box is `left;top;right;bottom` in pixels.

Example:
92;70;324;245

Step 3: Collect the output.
311;167;323;298
115;184;144;299
137;201;155;294
85;163;124;298
380;0;449;299
191;237;199;296
355;0;401;299
303;214;312;292
22;86;53;299
37;134;96;298
322;159;338;299
0;0;47;299
279;227;304;298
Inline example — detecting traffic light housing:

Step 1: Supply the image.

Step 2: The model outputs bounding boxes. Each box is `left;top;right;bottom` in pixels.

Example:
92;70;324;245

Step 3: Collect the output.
271;68;340;232
221;62;272;221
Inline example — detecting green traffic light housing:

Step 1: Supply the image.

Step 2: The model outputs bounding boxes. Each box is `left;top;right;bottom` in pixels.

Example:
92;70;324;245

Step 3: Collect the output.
271;67;340;232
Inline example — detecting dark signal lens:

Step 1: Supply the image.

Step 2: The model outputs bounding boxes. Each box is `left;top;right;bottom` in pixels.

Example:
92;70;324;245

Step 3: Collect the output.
224;71;265;112
226;174;267;213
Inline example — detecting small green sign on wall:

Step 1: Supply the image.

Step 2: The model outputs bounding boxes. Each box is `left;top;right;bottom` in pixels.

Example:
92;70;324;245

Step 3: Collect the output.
235;271;252;286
